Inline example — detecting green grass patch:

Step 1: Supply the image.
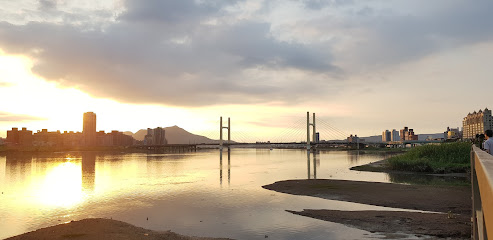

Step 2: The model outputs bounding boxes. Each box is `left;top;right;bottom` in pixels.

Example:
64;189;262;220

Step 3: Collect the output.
386;142;472;173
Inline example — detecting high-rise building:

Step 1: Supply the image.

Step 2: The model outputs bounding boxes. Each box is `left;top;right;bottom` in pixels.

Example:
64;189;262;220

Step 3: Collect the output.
400;127;418;141
83;112;97;146
462;108;493;139
144;127;168;145
6;127;33;146
444;127;461;140
400;127;408;141
391;129;399;142
33;129;62;146
382;130;391;142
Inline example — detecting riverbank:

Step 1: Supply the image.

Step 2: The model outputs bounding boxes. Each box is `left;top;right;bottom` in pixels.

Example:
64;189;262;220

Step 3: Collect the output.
263;179;471;238
6;218;231;240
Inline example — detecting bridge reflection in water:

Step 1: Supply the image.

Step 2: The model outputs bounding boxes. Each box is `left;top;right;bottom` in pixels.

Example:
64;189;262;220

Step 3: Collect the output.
307;152;320;179
219;148;231;186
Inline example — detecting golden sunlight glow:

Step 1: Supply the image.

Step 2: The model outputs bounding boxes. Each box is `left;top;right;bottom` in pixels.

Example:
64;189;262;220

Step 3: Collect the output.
35;162;84;207
0;50;352;141
0;52;205;135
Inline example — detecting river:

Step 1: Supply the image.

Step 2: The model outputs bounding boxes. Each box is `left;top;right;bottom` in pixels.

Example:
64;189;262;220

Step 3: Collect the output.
0;149;430;239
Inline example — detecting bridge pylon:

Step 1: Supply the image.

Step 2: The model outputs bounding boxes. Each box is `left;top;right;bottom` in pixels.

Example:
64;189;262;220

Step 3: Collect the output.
220;116;230;149
307;112;316;150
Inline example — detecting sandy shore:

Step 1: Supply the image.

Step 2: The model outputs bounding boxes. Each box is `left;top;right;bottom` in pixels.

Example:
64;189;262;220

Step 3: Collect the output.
263;179;471;238
5;218;231;240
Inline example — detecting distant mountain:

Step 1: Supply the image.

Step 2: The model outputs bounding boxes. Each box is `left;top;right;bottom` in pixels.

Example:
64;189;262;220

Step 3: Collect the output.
125;126;219;144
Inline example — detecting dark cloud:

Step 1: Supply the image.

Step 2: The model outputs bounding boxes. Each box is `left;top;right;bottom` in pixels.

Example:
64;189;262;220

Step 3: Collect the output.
0;0;492;107
0;0;338;107
39;0;57;10
0;112;46;122
340;1;493;65
120;0;220;24
301;0;354;10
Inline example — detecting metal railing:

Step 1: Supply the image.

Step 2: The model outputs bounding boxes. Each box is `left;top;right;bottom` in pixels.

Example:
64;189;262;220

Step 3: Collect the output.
471;145;493;239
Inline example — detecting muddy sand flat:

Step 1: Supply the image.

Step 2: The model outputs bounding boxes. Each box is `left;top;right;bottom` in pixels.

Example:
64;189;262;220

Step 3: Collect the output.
263;179;471;214
6;218;231;240
263;179;471;239
289;210;470;239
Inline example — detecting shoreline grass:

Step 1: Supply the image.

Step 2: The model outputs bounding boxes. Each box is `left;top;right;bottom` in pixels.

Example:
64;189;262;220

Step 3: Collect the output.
386;142;472;173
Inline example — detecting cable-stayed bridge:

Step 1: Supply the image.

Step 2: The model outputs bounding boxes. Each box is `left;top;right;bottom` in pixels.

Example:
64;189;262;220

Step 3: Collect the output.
194;112;355;150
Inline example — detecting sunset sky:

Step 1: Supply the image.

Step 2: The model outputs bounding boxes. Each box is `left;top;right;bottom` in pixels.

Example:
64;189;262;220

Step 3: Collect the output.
0;0;492;141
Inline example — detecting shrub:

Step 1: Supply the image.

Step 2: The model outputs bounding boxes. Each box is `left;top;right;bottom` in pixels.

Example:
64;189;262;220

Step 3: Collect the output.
386;142;472;173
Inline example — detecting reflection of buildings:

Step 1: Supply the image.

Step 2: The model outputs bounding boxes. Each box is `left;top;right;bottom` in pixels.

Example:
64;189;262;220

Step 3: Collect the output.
347;151;360;164
81;152;96;191
5;153;33;183
462;108;493;139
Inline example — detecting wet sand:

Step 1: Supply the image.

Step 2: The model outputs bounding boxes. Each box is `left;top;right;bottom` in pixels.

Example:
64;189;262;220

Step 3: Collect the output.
6;218;231;240
263;179;471;238
263;179;471;214
289;210;470;239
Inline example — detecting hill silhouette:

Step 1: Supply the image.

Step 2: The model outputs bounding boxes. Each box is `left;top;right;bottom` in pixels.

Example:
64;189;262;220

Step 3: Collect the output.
124;126;219;144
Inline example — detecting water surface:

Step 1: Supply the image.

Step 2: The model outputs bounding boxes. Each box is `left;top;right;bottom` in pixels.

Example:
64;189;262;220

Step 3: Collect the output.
1;149;418;239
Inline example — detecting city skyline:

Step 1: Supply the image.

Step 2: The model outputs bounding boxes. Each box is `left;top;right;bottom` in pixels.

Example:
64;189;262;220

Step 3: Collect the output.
1;1;492;140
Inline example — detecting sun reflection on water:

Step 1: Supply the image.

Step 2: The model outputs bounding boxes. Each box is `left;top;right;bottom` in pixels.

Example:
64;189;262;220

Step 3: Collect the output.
35;161;84;208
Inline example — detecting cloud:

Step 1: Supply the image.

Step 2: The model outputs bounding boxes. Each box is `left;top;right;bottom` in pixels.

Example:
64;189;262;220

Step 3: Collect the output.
0;0;340;107
0;0;492;107
312;1;493;67
0;112;46;122
39;0;57;10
